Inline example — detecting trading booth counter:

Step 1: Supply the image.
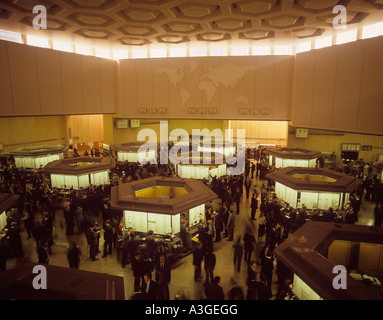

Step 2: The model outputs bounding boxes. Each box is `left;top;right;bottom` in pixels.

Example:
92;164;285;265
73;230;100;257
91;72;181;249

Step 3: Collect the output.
111;177;218;262
264;147;322;169
266;167;361;210
194;140;236;157
42;156;115;190
171;151;227;180
114;142;158;163
10;145;66;170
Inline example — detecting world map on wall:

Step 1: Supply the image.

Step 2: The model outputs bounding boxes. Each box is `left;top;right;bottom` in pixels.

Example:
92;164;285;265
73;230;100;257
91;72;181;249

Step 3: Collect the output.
156;62;257;108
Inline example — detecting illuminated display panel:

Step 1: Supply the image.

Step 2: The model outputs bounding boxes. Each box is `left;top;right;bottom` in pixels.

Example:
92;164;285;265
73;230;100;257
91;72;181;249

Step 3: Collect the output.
124;210;181;235
14;153;64;169
189;204;205;227
0;211;7;231
117;150;156;163
293;274;323;300
50;170;109;190
177;164;226;180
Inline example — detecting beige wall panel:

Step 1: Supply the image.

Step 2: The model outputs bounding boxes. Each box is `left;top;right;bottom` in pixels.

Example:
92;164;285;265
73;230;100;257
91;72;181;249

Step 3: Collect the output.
288;129;383;162
234;56;257;118
327;240;350;267
35;48;64;115
7;42;40;115
0;41;13;115
292;51;315;127
152;58;170;116
357;37;383;134
167;58;186;118
332;41;364;132
66;115;104;144
255;56;274;114
0;116;67;153
60;53;84;114
81;56;102;113
119;60;137;117
273;56;293;120
183;57;204;115
201;57;222;115
136;59;153;116
311;47;337;129
358;243;381;271
99;59;117;113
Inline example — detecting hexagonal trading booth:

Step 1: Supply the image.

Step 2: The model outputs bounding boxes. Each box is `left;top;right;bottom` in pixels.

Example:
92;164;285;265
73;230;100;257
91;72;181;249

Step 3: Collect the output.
42;157;115;190
10;145;66;170
114;142;157;163
275;221;383;300
264;147;322;169
111;176;217;236
266;167;361;210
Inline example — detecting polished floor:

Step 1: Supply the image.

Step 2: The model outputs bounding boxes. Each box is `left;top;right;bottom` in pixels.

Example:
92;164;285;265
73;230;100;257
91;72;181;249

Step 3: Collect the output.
5;170;377;300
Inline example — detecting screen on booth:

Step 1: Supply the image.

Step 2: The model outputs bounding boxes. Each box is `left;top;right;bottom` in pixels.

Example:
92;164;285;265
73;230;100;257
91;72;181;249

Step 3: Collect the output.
0;211;7;231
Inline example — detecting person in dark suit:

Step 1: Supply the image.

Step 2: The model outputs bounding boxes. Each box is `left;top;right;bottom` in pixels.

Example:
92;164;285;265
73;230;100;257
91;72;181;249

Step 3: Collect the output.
233;235;243;274
204;276;224;300
155;254;171;300
204;248;216;286
214;204;224;242
266;222;278;251
102;220;114;257
141;273;158;300
197;220;207;248
37;240;49;265
250;193;258;221
67;241;81;269
226;210;235;241
193;241;205;282
244;178;251;199
146;230;156;261
222;204;229;238
131;251;143;292
276;224;288;245
243;231;256;265
261;246;274;299
233;187;241;214
251;163;256;179
205;219;215;251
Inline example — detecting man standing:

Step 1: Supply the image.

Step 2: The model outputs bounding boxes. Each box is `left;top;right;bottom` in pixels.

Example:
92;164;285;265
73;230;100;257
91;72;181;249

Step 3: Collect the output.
37;240;49;265
250;193;258;221
214;204;223;242
102;220;113;257
193;241;205;282
155;254;171;300
234;187;241;214
131;251;143;292
205;219;215;251
226;210;236;241
204;276;224;300
244;178;251;199
204;248;216;286
141;273;158;300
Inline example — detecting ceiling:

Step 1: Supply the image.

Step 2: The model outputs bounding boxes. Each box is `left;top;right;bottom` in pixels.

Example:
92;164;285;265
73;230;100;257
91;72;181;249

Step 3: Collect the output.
1;0;383;50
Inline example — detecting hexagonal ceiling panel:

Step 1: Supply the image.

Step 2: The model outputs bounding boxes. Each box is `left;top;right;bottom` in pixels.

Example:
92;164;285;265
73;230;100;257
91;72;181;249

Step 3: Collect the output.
0;0;382;49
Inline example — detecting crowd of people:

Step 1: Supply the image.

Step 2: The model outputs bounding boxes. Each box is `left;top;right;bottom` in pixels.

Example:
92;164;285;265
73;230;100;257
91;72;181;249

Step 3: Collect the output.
0;144;382;300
